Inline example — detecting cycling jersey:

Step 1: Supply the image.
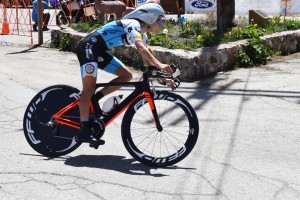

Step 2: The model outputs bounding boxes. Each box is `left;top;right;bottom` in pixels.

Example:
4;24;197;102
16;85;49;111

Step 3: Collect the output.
96;19;148;49
77;19;148;76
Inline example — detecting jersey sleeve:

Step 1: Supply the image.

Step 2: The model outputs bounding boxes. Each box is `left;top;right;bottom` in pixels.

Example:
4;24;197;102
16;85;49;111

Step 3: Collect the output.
122;20;143;45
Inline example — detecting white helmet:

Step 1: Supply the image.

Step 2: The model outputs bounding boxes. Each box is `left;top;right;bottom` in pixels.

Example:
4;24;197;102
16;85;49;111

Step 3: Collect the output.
123;3;165;25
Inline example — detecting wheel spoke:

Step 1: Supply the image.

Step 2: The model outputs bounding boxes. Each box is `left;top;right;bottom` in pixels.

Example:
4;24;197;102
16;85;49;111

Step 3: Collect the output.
123;91;199;167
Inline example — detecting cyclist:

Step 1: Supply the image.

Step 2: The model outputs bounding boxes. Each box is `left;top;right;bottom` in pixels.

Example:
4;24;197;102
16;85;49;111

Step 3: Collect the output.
76;3;175;143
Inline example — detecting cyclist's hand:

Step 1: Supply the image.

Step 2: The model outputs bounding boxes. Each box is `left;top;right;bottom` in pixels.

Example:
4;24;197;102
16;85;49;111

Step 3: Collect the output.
159;78;177;91
158;64;173;76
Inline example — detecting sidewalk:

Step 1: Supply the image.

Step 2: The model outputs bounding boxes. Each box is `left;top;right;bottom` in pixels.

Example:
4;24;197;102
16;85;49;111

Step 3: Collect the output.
0;29;53;46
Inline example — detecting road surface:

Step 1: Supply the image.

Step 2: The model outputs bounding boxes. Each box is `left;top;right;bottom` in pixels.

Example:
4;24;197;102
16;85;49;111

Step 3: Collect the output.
0;41;299;200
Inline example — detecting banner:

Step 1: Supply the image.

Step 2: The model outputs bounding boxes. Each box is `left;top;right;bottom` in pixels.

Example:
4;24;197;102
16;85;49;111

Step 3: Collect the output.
185;0;216;13
137;0;148;7
185;0;281;14
235;0;281;15
291;0;300;14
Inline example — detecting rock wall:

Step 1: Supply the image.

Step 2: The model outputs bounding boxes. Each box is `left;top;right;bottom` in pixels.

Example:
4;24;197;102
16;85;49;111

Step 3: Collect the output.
51;29;300;81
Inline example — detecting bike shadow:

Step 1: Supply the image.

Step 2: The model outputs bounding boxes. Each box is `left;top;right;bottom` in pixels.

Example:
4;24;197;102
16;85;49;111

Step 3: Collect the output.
64;154;193;177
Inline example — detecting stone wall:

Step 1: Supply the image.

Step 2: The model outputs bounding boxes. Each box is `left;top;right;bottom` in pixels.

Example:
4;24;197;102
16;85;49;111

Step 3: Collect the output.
51;29;300;81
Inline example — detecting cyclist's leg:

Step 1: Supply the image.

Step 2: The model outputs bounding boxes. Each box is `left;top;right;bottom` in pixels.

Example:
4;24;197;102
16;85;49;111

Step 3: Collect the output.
79;62;98;121
78;62;98;142
98;52;132;96
77;33;101;142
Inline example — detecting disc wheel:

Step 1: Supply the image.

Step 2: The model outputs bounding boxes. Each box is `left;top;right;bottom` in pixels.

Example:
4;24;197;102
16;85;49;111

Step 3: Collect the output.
23;85;82;157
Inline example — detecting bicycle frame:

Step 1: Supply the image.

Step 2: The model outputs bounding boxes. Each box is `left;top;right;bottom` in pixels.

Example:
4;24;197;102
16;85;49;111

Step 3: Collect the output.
52;78;163;131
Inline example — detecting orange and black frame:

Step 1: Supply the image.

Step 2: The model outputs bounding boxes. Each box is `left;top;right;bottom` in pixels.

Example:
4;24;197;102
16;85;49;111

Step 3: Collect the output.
51;78;163;134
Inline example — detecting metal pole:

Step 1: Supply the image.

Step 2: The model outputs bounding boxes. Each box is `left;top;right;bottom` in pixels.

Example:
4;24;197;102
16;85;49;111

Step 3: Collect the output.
15;0;19;35
38;0;43;44
285;0;288;17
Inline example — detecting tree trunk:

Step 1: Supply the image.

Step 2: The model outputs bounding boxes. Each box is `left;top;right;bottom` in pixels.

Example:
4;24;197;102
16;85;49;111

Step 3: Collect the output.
217;0;235;33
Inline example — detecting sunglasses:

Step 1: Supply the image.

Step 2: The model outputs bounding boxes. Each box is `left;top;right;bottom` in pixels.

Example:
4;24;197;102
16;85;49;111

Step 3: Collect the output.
157;19;163;25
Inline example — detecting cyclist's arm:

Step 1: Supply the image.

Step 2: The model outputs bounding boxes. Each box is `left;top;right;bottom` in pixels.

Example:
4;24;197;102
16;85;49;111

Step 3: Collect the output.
135;40;168;71
124;19;172;74
144;47;155;66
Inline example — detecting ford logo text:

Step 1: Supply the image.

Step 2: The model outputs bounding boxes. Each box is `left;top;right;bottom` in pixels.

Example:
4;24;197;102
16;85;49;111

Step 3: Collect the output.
191;0;214;9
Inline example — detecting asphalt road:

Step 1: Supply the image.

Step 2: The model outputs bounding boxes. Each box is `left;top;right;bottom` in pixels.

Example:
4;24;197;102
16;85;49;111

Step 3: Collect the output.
0;39;299;199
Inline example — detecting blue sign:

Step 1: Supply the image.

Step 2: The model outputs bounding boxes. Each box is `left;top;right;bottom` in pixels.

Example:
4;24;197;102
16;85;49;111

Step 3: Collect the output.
191;0;215;9
138;0;147;3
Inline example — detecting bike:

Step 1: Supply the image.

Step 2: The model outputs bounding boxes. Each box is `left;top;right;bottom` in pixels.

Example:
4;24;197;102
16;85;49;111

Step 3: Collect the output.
23;65;199;167
55;0;97;27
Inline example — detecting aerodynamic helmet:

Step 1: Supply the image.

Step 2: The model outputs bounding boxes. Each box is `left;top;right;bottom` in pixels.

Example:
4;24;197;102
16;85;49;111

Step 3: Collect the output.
123;3;165;25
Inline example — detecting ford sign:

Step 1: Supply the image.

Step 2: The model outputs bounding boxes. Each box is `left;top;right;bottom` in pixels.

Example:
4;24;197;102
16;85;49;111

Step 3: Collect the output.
138;0;147;3
191;0;215;9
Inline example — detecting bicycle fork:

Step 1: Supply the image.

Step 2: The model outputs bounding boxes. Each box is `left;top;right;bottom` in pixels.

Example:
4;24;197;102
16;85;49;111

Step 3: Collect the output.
144;91;163;132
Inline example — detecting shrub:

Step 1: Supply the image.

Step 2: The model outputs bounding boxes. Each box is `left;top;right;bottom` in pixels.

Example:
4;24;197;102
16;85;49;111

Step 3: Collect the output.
235;37;278;68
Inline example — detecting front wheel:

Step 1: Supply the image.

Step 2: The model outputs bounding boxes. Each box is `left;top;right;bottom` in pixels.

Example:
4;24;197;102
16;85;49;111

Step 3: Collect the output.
121;91;199;167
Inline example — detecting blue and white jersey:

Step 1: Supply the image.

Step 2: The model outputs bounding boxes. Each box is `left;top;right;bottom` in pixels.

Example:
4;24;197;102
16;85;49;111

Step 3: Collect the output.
95;19;148;49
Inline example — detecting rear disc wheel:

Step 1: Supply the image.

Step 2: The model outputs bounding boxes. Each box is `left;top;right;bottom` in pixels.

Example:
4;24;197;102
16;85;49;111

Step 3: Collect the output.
23;85;82;157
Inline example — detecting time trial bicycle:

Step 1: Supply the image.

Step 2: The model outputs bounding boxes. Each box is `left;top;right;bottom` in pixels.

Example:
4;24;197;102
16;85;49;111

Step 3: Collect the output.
23;64;199;167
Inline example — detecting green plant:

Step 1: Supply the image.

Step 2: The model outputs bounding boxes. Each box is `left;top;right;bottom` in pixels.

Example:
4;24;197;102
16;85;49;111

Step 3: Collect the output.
235;37;278;68
72;22;102;33
269;15;282;25
235;51;253;68
190;20;206;36
50;33;71;50
59;33;71;50
223;23;265;43
202;32;219;46
50;34;60;49
284;18;300;30
148;29;184;49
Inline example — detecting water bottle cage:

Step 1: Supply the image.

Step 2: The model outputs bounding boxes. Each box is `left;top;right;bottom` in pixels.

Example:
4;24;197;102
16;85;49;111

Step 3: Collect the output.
101;95;123;114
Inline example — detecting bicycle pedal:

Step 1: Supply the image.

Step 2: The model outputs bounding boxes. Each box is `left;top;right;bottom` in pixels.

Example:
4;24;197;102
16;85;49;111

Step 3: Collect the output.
89;143;99;149
89;139;105;149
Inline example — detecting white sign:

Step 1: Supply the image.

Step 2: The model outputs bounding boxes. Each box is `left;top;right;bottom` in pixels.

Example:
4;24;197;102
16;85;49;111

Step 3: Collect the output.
291;0;300;14
185;0;216;13
184;0;281;15
235;0;281;15
136;0;148;7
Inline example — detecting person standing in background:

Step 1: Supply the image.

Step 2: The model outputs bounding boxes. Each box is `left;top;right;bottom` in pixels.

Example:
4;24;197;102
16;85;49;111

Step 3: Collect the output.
32;0;51;31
